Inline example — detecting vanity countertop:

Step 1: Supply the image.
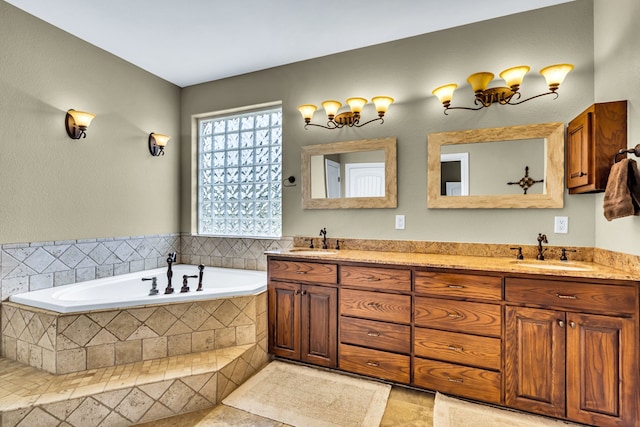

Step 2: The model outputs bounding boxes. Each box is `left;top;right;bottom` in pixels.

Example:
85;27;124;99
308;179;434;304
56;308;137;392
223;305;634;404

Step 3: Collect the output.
265;249;640;282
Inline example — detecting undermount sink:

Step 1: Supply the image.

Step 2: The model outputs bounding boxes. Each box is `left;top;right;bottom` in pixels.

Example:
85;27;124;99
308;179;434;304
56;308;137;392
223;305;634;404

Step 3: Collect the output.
510;260;593;271
288;248;337;256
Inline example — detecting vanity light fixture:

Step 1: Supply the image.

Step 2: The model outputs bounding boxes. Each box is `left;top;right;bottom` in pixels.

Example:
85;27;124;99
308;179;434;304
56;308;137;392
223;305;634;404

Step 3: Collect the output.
432;63;574;114
148;133;171;156
65;109;96;139
297;96;394;129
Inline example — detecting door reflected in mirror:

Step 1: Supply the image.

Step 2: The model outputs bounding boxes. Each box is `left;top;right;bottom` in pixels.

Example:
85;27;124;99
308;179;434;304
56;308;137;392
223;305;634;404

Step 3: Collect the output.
302;137;397;209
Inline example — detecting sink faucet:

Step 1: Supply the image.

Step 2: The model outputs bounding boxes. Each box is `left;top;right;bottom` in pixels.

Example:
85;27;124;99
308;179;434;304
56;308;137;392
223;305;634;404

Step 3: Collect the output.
536;233;548;260
165;252;177;294
319;228;328;249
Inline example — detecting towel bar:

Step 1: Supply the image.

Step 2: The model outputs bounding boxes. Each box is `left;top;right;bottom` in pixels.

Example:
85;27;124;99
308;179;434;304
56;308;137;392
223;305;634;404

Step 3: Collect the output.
614;144;640;163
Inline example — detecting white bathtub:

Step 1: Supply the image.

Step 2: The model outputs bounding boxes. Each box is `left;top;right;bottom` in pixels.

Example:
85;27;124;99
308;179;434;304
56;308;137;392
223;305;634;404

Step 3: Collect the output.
9;264;267;313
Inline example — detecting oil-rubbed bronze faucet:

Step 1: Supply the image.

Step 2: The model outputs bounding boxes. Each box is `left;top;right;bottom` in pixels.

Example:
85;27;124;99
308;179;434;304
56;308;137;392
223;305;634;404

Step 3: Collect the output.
165;252;177;294
319;228;328;249
536;233;548;260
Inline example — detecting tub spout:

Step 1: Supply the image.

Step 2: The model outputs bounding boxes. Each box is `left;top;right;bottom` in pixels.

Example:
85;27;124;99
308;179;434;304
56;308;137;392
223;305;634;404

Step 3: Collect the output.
142;277;159;295
181;274;198;293
196;265;205;291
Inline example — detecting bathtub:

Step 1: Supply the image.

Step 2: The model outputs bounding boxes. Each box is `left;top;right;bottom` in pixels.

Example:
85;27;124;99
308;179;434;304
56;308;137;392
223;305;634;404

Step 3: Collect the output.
9;264;267;314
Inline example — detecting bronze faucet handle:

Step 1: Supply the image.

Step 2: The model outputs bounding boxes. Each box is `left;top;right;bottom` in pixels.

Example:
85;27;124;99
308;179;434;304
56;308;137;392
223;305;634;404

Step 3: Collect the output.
560;248;577;261
307;239;314;248
510;247;524;260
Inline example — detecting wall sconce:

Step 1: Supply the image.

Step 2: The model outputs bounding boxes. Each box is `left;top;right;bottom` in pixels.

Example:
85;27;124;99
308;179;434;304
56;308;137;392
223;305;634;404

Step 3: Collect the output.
148;133;171;156
432;63;574;114
65;109;96;139
297;96;394;129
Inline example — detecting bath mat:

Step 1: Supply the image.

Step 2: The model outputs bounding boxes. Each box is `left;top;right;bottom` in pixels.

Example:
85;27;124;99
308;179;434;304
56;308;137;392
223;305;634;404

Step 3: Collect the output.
433;393;586;427
222;360;391;427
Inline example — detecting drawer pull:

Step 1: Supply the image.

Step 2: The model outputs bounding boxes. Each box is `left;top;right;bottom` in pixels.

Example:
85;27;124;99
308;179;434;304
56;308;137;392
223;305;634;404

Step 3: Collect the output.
295;271;308;275
367;331;381;337
366;277;382;282
447;377;464;384
447;345;464;352
447;285;465;289
556;293;577;300
367;302;381;309
366;361;380;367
446;312;463;319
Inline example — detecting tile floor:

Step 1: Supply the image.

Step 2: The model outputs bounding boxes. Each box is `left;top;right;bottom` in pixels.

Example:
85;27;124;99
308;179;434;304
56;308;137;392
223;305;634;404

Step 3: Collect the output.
135;384;435;426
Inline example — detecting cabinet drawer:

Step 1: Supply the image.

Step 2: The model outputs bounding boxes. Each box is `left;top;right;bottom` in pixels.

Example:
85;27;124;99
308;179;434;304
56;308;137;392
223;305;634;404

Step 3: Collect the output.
340;288;411;324
505;277;636;314
414;358;501;404
340;317;410;354
339;343;410;383
340;266;411;292
415;297;501;337
414;328;501;371
415;271;502;301
268;260;337;284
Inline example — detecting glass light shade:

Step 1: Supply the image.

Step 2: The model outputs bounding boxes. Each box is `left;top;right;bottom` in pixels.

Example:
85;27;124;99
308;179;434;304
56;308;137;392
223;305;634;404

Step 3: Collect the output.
297;104;317;120
321;100;342;117
151;133;171;147
67;109;95;127
371;96;394;113
346;97;368;113
499;66;530;88
432;84;458;104
466;72;494;93
540;63;574;88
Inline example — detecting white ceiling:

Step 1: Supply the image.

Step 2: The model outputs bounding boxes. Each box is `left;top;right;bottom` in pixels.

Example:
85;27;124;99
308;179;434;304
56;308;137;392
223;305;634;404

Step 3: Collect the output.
6;0;572;88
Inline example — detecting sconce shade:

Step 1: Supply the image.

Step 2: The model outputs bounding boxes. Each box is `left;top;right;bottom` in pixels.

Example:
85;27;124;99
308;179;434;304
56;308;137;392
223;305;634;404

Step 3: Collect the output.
149;132;171;156
499;65;530;89
297;104;318;122
432;84;458;106
346;97;368;113
540;63;574;90
65;109;95;139
321;100;342;118
372;96;395;114
467;72;494;93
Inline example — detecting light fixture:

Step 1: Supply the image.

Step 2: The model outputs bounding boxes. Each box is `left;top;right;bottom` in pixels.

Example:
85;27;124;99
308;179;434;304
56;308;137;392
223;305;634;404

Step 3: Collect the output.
65;109;95;139
148;133;171;156
432;63;574;114
297;96;394;129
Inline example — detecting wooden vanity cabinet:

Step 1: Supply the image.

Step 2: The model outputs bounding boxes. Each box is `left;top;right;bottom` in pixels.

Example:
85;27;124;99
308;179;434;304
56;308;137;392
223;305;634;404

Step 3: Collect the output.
505;277;638;427
338;265;412;384
268;259;338;367
566;100;627;194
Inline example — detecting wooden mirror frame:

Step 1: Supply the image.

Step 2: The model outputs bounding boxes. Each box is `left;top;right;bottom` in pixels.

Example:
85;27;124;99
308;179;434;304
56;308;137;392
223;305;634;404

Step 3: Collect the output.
302;137;397;209
427;122;564;208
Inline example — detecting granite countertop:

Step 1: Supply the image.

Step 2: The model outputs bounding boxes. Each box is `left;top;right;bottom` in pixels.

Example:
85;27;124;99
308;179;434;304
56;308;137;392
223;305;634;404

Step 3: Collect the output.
265;248;640;282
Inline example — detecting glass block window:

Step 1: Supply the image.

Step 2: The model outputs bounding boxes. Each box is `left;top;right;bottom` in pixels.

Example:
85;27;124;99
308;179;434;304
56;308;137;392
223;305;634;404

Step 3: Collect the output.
198;106;282;238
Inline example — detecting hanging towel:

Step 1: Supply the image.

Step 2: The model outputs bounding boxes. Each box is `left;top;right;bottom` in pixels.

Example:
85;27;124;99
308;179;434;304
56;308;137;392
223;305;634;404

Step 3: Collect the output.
603;158;640;221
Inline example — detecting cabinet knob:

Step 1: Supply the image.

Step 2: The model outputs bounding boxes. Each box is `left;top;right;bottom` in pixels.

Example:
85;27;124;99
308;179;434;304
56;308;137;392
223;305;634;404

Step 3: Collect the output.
569;321;576;328
558;320;565;328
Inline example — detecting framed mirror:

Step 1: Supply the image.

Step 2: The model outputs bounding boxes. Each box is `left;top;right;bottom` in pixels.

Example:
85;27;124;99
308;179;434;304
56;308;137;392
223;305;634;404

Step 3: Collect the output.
302;137;397;209
427;122;564;208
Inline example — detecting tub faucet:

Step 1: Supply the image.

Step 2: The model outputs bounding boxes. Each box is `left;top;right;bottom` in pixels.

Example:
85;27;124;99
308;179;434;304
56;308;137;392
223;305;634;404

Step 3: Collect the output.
536;233;548;260
181;274;198;293
165;252;177;294
196;265;205;291
319;228;328;249
142;277;159;295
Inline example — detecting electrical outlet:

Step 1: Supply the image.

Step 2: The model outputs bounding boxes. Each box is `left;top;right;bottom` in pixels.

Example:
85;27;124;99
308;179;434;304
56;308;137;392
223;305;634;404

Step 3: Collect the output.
554;216;568;234
395;215;405;230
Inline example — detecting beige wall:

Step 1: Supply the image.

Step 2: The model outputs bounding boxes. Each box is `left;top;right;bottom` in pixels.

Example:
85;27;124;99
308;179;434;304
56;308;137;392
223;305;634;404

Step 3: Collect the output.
593;0;640;255
0;1;181;244
181;1;597;247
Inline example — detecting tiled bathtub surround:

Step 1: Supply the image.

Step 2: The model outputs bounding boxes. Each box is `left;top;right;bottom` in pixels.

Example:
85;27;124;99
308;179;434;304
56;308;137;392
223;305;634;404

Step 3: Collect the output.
2;292;267;374
180;235;293;271
0;235;180;301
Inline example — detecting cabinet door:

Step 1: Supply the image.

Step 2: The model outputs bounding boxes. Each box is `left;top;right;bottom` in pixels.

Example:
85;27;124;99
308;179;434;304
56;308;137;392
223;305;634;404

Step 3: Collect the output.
268;282;300;360
566;313;637;427
301;284;337;367
566;111;591;189
505;306;565;418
